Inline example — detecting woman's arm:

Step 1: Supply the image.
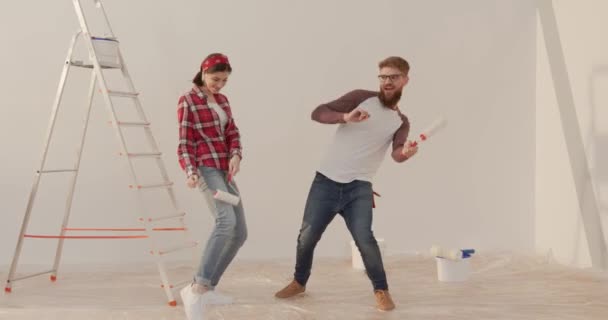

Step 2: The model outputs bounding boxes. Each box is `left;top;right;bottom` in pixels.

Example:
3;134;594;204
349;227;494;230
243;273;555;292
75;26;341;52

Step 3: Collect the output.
177;96;200;176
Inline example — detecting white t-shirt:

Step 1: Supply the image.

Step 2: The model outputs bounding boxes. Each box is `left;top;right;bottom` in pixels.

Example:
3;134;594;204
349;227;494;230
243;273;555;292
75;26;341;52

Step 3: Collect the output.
208;102;228;133
318;97;403;183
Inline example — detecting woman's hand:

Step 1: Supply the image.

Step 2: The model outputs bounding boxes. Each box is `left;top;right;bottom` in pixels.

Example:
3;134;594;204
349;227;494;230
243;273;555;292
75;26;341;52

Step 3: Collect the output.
228;155;241;180
186;174;199;188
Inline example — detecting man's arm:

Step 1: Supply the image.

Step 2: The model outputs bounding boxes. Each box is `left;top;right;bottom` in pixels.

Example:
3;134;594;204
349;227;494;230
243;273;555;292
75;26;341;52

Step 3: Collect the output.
311;89;377;124
391;113;412;163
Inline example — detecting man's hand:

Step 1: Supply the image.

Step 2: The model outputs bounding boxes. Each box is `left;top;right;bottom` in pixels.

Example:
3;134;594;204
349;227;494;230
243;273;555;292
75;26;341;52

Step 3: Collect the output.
401;140;419;159
343;108;370;123
186;174;199;188
228;155;241;180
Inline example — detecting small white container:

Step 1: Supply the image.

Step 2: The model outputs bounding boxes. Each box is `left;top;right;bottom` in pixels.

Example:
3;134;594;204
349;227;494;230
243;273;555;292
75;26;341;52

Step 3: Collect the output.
351;238;386;270
91;37;121;68
435;256;471;282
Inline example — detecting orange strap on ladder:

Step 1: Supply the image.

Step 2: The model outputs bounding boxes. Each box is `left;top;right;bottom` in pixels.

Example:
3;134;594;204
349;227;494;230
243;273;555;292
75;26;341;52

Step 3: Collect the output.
23;227;187;239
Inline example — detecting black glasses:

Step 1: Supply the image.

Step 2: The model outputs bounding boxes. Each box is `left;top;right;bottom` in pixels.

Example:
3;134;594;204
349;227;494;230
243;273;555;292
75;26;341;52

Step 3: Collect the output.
378;74;403;82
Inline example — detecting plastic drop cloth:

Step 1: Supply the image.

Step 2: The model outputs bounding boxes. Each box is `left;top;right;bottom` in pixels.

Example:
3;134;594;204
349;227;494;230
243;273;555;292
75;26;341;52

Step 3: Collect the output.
1;253;608;319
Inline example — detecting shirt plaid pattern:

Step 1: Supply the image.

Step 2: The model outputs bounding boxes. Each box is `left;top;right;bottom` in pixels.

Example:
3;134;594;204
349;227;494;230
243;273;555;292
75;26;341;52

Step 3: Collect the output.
177;86;242;176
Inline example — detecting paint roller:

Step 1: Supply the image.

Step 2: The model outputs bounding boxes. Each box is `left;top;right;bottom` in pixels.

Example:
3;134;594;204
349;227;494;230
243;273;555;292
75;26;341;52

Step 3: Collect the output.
198;175;241;206
407;115;448;149
213;189;240;206
430;245;475;261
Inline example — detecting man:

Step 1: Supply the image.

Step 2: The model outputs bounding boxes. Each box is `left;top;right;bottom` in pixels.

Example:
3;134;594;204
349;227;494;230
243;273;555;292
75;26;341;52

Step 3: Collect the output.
274;56;418;311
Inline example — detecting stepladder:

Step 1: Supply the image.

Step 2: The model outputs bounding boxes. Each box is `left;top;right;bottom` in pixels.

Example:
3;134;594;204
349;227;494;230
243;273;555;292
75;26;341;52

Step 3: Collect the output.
5;0;200;306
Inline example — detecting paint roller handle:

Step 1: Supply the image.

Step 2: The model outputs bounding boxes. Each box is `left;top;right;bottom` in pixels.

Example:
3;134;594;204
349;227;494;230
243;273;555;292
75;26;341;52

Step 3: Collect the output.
400;140;419;157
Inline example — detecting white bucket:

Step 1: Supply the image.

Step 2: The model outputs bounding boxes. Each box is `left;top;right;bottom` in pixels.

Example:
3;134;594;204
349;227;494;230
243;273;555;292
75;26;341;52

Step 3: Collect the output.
91;37;121;68
435;256;471;282
351;238;386;270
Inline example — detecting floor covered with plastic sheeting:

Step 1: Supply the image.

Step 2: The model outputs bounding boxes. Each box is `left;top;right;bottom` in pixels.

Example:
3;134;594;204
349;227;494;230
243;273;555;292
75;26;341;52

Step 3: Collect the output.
2;254;608;319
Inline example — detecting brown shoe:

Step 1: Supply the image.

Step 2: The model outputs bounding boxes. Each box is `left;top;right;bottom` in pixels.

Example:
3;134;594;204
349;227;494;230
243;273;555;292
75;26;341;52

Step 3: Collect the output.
275;279;305;298
375;290;395;311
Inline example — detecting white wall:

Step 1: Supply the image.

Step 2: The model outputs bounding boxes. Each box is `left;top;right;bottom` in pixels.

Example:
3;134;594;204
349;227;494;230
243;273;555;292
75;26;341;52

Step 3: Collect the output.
0;0;537;266
536;0;608;268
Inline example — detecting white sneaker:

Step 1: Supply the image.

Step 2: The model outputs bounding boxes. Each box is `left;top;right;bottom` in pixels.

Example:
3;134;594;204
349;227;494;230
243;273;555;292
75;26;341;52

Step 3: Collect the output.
180;285;205;320
202;290;233;305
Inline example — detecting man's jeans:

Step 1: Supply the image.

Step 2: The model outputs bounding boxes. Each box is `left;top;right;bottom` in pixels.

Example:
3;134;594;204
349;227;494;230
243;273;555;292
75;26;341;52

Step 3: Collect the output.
294;172;388;291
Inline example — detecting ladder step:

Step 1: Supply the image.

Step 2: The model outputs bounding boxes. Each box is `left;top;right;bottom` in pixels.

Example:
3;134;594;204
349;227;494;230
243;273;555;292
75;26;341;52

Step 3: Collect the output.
91;36;118;42
9;269;54;282
107;90;139;98
143;212;186;223
121;152;162;158
69;60;119;69
155;241;198;256
116;121;150;127
130;182;174;190
37;169;77;174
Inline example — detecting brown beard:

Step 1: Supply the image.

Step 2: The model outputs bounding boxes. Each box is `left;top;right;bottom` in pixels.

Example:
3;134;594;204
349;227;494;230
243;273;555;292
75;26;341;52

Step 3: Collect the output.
379;89;402;108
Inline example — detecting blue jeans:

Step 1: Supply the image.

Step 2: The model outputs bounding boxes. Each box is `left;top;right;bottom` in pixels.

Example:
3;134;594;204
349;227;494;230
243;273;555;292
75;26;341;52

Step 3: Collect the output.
294;172;388;291
195;166;247;289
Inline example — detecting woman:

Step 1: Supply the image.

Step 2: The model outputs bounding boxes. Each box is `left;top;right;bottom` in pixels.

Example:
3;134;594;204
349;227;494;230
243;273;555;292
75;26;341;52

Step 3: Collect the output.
177;53;246;318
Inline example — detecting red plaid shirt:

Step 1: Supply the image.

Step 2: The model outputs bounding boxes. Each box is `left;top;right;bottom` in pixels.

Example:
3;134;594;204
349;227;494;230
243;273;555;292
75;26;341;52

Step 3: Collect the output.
177;86;242;176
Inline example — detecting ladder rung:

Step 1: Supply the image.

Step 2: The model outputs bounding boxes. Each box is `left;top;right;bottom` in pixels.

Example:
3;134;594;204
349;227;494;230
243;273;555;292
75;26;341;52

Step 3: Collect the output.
155;241;198;256
64;227;185;232
10;269;54;282
91;36;118;42
107;90;139;98
130;182;174;190
122;152;162;158
144;212;186;223
37;169;77;174
69;60;119;69
24;234;147;239
116;121;150;127
161;279;190;290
